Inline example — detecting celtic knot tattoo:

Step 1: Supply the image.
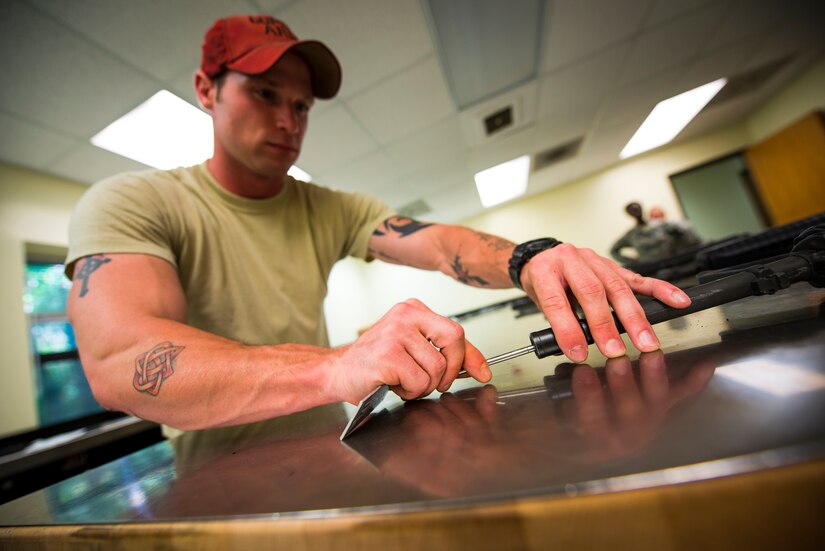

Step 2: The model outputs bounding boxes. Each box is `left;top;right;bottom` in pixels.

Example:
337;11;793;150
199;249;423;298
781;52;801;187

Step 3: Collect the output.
76;255;111;297
133;342;185;396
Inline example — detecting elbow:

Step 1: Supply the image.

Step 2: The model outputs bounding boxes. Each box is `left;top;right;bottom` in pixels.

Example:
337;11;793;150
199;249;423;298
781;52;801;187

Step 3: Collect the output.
81;355;127;414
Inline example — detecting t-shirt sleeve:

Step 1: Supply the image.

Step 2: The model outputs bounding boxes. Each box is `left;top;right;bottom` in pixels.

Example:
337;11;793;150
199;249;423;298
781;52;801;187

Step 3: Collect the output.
328;188;396;261
65;173;177;279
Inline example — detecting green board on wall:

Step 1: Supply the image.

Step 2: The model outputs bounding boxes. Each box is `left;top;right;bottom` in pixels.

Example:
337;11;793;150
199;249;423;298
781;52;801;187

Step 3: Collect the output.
670;154;766;241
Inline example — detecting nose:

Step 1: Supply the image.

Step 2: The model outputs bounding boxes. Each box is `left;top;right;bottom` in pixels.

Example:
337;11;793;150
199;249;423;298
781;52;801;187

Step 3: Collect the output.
274;105;300;135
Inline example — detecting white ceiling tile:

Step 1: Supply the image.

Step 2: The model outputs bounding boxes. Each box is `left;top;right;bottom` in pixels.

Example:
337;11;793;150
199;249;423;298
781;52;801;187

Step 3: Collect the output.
298;104;378;174
46;142;152;185
0;1;162;138
278;0;434;99
466;125;542;176
743;7;825;71
397;157;473;199
675;39;756;91
366;178;420;210
421;181;482;224
314;150;401;196
0;112;78;168
704;0;787;52
645;0;719;26
384;115;468;175
534;108;598;153
27;0;259;81
250;0;297;12
619;2;730;85
597;67;683;130
540;0;652;72
345;57;455;144
538;42;633;118
167;66;202;110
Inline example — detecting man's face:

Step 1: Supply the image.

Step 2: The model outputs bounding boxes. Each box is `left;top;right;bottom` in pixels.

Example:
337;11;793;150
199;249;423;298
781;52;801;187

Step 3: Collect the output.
209;52;314;178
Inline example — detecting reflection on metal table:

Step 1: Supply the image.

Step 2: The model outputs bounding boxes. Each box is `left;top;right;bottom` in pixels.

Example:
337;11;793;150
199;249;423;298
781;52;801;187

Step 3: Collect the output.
1;283;824;549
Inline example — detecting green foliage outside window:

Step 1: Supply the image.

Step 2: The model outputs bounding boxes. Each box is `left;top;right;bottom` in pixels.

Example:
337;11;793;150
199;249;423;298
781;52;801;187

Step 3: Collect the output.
24;262;103;426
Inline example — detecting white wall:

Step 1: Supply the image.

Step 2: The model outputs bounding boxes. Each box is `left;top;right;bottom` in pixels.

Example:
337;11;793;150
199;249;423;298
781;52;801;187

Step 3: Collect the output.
0;163;87;434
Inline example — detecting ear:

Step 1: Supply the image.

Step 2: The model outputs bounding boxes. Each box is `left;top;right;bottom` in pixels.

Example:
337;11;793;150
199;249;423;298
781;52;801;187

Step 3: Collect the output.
194;70;217;111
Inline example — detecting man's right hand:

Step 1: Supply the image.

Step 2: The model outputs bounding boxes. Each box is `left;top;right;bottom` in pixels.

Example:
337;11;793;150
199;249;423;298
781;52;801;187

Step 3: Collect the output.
326;298;491;404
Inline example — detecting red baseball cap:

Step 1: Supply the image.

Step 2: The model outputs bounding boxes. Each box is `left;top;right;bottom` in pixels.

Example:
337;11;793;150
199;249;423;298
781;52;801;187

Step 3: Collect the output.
201;15;342;99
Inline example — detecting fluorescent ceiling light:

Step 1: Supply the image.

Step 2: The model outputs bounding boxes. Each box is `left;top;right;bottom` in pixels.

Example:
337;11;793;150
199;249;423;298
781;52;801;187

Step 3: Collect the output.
91;90;213;169
620;78;727;159
474;155;530;208
287;165;312;182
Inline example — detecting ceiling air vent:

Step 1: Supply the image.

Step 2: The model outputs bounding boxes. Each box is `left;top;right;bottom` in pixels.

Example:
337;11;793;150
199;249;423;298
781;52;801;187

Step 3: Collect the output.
707;55;793;109
396;198;432;218
532;137;584;171
484;106;514;136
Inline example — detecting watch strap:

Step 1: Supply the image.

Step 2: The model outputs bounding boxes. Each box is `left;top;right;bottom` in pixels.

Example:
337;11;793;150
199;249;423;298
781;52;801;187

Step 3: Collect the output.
508;238;562;290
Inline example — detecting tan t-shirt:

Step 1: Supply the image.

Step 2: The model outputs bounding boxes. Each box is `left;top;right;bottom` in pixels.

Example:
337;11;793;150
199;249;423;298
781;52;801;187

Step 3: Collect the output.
66;163;395;347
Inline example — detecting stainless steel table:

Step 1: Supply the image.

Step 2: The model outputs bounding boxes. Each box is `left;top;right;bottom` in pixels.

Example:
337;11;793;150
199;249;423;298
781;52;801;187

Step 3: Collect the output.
2;284;824;549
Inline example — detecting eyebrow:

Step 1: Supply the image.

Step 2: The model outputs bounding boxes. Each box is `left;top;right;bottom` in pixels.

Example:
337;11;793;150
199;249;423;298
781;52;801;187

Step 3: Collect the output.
246;75;314;102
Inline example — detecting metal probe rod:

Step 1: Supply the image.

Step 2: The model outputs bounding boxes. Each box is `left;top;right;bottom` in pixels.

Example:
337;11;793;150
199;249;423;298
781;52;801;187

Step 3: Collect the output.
486;344;536;366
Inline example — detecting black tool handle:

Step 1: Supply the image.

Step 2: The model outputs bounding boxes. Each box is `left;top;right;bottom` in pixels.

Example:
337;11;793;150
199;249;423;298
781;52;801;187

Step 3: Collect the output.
528;252;818;359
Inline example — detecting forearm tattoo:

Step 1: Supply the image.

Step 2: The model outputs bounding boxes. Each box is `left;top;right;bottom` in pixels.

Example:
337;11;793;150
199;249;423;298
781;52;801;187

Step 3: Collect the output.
133;342;185;396
76;254;111;297
450;253;490;286
373;216;434;238
478;232;514;252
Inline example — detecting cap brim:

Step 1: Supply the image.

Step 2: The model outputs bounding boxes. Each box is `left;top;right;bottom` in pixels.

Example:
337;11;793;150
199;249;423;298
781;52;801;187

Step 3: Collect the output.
226;40;342;99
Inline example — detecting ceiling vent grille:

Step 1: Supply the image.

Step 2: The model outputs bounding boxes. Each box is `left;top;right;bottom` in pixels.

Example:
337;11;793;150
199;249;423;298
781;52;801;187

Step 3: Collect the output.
532;137;584;171
484;106;514;136
707;55;793;109
396;198;433;218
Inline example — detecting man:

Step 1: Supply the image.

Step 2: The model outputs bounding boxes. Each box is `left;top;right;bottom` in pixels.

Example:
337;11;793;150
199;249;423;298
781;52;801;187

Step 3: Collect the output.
610;202;702;266
66;15;691;432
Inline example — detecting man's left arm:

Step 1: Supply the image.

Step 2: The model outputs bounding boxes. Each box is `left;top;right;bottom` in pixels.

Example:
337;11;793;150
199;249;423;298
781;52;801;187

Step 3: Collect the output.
368;216;691;363
368;216;514;288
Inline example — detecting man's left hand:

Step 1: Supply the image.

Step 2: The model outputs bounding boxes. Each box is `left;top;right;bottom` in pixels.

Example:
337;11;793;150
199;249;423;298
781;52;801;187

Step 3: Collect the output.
519;243;691;362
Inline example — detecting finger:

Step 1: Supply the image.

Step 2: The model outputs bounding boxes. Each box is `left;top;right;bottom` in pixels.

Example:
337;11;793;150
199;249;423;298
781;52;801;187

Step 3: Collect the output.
604;356;645;426
559;250;626;359
667;361;716;406
401;299;470;391
473;385;500;422
585;253;659;354
533;270;591;362
571;364;611;442
445;339;490;389
389;355;434;401
615;266;691;308
402;337;448;397
638;350;669;408
440;392;496;445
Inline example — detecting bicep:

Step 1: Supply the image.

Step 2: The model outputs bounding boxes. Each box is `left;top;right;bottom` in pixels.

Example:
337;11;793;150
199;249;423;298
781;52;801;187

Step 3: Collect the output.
367;215;445;270
68;253;187;334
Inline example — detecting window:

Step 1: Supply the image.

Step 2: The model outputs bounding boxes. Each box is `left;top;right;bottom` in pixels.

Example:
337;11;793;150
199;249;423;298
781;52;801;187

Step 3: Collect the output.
23;261;104;426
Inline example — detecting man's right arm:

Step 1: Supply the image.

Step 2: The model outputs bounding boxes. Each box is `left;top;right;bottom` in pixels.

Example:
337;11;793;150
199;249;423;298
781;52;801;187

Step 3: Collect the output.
68;254;489;430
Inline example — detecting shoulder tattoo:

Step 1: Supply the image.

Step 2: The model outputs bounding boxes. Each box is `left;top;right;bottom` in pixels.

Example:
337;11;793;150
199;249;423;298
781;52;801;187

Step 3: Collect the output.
373;216;434;238
76;254;111;298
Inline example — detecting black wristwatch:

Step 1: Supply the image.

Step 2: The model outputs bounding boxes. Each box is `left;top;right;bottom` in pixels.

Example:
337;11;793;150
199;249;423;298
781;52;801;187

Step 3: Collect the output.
508;237;563;290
